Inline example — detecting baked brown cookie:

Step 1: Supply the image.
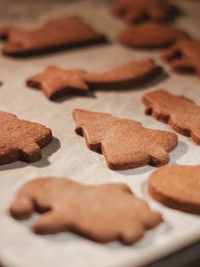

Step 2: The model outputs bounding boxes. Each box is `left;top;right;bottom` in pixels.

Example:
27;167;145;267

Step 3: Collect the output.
143;89;200;144
0;26;14;39
148;165;200;214
73;109;177;170
9;177;162;244
161;39;200;78
118;22;188;49
27;66;89;100
111;0;178;24
85;59;162;89
0;17;107;56
0;111;52;164
27;59;162;100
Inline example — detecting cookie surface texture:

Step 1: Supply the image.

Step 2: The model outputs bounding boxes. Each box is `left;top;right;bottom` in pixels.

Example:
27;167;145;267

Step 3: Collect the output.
118;22;188;48
0;16;106;56
143;89;200;144
0;111;52;164
27;59;162;100
111;0;178;23
161;39;200;78
73;109;177;170
148;165;200;214
9;177;162;244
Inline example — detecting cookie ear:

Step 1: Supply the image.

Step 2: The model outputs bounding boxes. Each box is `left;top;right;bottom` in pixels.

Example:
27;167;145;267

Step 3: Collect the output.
100;183;133;195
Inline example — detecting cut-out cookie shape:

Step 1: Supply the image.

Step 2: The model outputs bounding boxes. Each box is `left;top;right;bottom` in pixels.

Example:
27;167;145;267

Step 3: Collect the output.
73;109;177;170
9;177;162;244
143;89;200;144
0;111;52;164
161;39;200;78
118;22;188;49
148;165;200;214
27;59;162;100
27;66;88;100
111;0;178;24
0;16;107;56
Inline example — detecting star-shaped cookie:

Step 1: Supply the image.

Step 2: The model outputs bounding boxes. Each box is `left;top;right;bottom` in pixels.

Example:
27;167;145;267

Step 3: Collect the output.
27;59;162;100
27;66;88;99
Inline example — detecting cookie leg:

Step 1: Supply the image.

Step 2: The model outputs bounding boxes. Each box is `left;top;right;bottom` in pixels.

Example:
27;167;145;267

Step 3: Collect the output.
149;148;169;166
161;45;180;61
119;223;144;245
32;211;68;234
19;142;42;162
9;196;34;220
148;6;167;21
111;3;128;17
124;9;144;23
170;58;194;73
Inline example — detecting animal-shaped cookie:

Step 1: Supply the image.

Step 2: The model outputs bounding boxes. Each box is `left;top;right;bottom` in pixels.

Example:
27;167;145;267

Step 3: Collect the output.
0;16;106;56
111;0;178;24
73;109;177;170
118;22;188;49
27;59;162;100
143;89;200;144
148;165;200;214
9;177;162;244
0;111;52;164
161;39;200;78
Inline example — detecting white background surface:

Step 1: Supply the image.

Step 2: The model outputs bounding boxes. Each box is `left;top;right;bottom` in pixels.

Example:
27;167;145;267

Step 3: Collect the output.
0;0;200;266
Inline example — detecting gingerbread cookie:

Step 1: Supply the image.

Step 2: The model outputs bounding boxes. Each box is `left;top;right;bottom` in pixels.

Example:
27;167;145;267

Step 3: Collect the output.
161;39;200;78
111;0;178;24
143;89;200;144
27;66;89;100
0;111;52;164
0;26;14;39
148;165;200;214
27;59;162;100
118;22;188;49
0;17;107;56
85;59;162;89
73;109;177;170
9;177;162;244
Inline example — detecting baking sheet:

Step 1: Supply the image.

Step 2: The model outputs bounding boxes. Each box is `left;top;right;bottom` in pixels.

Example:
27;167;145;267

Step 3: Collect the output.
0;0;200;267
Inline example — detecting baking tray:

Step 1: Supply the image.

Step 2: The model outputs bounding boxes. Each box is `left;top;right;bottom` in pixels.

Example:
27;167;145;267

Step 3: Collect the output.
0;0;200;267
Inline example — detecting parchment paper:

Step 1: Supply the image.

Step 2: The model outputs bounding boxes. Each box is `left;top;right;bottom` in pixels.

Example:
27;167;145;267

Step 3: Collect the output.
0;1;200;267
